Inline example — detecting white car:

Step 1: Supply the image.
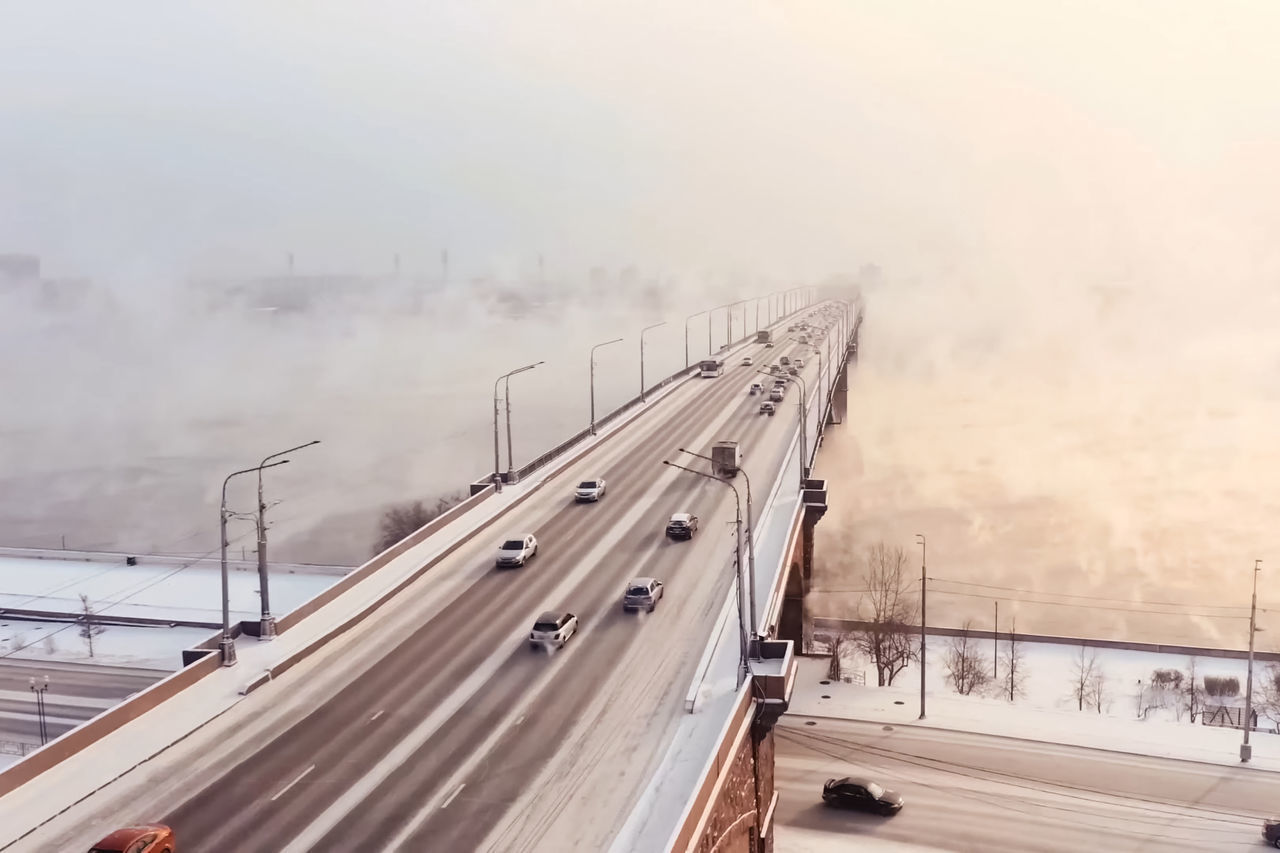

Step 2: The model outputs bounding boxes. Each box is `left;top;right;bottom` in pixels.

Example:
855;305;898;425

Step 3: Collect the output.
496;534;538;567
575;478;607;502
529;611;578;649
741;355;754;366
794;357;805;368
749;381;763;395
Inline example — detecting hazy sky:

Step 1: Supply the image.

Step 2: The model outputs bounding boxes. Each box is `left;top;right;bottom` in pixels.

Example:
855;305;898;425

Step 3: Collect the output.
5;1;1277;282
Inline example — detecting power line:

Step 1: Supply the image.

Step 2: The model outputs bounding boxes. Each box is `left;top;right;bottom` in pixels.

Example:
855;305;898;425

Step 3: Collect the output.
930;586;1250;620
929;576;1250;612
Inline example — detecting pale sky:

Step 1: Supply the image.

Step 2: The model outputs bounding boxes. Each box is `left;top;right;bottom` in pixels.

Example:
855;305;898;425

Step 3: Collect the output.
2;0;1279;284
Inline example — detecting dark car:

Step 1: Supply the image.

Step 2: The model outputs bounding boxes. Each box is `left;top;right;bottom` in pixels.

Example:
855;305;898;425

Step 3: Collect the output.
89;824;176;853
822;777;904;816
1264;818;1280;848
666;513;699;540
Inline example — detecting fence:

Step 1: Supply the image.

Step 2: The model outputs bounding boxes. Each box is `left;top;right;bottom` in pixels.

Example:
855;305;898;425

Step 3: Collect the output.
0;740;39;758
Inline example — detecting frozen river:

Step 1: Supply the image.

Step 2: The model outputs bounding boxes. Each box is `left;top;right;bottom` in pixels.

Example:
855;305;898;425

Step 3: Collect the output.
813;279;1280;648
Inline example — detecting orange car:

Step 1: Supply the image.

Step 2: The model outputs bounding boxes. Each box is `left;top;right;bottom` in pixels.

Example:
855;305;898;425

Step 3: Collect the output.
88;824;175;853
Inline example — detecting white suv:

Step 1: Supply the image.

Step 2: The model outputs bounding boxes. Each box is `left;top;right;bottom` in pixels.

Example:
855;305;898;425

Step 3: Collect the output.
496;534;538;568
529;611;578;649
575;478;607;502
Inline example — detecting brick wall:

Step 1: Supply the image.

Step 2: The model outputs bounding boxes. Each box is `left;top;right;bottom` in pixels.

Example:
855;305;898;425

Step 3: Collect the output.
690;720;778;853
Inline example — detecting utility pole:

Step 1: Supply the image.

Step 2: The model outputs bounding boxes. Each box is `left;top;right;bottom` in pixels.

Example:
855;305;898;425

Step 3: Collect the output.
256;440;321;640
1243;558;1262;762
589;338;624;435
220;460;288;666
679;447;756;633
29;676;49;746
917;533;927;720
994;600;999;679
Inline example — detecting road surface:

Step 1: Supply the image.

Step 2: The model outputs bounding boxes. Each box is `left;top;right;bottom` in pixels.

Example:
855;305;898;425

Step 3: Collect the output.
8;315;842;853
0;659;166;751
774;716;1278;852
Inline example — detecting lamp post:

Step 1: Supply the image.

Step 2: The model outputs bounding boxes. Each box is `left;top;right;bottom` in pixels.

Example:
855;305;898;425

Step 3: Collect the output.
1243;559;1262;762
916;533;927;720
505;361;544;479
29;675;49;745
684;309;708;368
493;362;542;488
220;460;288;666
663;459;750;685
640;322;666;401
679;447;756;633
256;440;320;640
590;337;624;435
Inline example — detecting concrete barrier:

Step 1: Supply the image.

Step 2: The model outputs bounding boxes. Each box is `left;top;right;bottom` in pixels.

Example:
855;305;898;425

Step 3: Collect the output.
668;687;754;853
0;648;222;798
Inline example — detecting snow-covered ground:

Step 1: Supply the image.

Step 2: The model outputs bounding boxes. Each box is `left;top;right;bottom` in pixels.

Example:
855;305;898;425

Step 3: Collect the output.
780;828;937;853
0;552;344;626
790;637;1280;772
0;621;214;670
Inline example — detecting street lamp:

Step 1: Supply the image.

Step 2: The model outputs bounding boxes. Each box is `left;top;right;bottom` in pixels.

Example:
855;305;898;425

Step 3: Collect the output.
505;361;544;480
663;459;750;686
684;309;708;368
1243;558;1262;762
590;337;624;435
219;459;288;666
916;533;927;720
29;675;49;745
493;362;543;489
256;440;320;640
640;322;666;401
679;447;756;631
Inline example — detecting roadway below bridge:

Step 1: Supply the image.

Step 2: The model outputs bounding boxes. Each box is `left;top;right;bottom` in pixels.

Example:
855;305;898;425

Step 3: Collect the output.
7;324;836;853
0;659;167;752
774;717;1278;852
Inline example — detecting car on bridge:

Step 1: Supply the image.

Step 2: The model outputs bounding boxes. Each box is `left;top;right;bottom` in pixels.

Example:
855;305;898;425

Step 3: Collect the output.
623;578;664;612
666;513;699;540
764;340;775;348
88;824;175;853
822;777;904;816
496;534;538;567
780;355;791;367
741;355;754;366
575;478;607;502
769;387;785;403
529;611;578;649
794;357;805;368
749;381;763;395
759;401;776;416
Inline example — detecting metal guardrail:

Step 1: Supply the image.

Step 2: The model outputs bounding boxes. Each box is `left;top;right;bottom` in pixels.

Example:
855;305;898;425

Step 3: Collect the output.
0;740;39;758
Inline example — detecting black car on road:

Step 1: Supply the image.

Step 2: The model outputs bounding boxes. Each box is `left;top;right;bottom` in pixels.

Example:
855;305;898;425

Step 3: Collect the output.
822;777;904;816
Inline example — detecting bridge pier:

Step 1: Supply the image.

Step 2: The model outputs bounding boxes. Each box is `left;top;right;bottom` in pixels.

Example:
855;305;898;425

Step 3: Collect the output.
678;641;794;853
776;479;828;649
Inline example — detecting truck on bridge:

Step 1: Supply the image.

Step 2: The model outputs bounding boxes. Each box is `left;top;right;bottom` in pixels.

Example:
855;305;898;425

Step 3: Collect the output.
756;329;773;344
710;440;741;478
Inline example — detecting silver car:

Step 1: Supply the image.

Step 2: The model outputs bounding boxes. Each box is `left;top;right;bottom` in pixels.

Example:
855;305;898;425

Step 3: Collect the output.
623;578;665;613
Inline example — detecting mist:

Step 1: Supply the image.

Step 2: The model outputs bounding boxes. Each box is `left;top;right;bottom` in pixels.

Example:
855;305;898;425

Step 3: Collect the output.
3;2;1280;631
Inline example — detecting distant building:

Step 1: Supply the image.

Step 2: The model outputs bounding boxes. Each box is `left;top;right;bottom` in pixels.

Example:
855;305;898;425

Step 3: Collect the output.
0;253;40;284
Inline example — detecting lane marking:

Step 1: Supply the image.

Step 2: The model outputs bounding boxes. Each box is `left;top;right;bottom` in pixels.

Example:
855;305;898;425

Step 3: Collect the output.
370;709;385;722
440;783;465;810
270;764;315;802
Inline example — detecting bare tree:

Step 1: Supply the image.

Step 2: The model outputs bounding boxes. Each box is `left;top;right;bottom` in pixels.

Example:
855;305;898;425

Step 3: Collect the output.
78;593;106;658
1069;645;1099;711
852;543;919;687
944;620;992;695
1182;656;1204;723
1255;663;1280;730
999;618;1028;702
373;494;463;555
1087;668;1109;714
814;631;855;681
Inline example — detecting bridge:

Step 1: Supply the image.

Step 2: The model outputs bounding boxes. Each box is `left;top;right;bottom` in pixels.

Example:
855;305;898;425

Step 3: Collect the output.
0;293;862;853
